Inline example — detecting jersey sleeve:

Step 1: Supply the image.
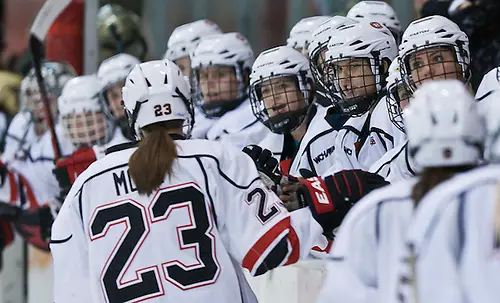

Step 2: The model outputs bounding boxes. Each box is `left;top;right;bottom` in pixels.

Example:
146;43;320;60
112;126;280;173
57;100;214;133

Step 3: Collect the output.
214;144;323;276
317;205;379;303
50;191;92;303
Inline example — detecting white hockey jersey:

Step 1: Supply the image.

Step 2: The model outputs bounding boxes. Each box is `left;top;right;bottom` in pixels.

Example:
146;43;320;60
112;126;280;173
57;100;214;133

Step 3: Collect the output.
316;178;417;303
2;111;37;165
369;140;419;183
190;106;218;139
206;99;269;150
288;105;346;178
50;138;323;303
324;99;395;175
397;164;500;303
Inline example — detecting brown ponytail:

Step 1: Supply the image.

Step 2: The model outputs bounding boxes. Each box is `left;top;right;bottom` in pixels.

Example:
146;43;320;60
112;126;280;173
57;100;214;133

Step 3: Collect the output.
128;120;183;195
411;166;474;207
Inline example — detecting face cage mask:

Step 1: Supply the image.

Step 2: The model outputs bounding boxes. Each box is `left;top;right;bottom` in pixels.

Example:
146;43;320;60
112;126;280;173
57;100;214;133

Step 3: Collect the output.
320;56;384;117
386;80;411;134
124;87;195;141
24;92;58;137
192;64;248;118
401;44;470;93
101;80;126;122
250;73;313;134
62;110;112;148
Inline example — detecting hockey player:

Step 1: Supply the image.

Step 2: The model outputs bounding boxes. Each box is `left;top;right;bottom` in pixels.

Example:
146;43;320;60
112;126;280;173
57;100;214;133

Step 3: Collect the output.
163;19;223;140
249;45;345;178
308;16;358;108
395;89;500;303
49;59;366;303
475;66;500;101
190;32;269;148
316;80;485;303
346;1;402;44
97;53;140;141
2;62;76;164
369;15;471;182
286;16;331;56
163;19;222;77
319;21;398;174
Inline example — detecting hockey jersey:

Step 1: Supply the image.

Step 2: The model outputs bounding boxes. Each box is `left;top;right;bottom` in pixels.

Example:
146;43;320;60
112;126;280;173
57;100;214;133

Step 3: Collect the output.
324;98;395;175
50;137;323;303
206;99;269;150
316;178;417;303
396;164;500;303
2;111;37;165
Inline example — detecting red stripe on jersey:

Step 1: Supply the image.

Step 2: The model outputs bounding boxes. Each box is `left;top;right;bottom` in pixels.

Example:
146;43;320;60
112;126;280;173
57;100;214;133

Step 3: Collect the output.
19;175;40;211
312;239;333;254
242;216;299;272
0;220;13;246
283;224;300;266
7;171;18;203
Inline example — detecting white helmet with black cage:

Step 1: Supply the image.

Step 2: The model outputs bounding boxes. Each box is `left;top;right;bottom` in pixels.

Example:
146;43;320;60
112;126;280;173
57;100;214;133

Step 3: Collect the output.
404;80;485;168
249;46;314;134
385;57;411;133
21;61;77;136
190;32;254;118
398;15;470;93
347;1;402;44
286;16;331;55
97;53;140;122
58;75;114;149
164;19;222;62
322;20;397;116
307;16;358;96
122;59;193;140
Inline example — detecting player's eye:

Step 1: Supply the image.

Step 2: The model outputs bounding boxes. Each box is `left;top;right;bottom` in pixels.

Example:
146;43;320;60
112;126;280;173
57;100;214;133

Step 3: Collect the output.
432;54;444;64
410;59;423;69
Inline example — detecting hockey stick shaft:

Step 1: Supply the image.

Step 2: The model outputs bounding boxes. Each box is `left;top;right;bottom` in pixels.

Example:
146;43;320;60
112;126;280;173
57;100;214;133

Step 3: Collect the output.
29;0;72;160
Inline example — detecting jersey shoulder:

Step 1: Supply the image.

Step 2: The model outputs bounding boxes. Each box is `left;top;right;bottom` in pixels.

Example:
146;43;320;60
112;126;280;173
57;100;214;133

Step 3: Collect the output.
342;177;417;226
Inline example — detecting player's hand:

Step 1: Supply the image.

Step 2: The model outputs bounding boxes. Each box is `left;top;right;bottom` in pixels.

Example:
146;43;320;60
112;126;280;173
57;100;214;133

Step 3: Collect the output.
53;147;97;201
242;145;282;188
297;170;389;232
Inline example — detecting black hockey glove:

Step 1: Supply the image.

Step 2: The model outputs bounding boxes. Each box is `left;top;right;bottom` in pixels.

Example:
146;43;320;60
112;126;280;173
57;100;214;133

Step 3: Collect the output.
242;145;282;189
297;170;389;232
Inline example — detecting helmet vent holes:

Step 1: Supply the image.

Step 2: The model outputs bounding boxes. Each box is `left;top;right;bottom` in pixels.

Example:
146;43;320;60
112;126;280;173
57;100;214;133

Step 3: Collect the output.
280;60;290;65
225;54;236;59
435;29;447;34
441;34;454;39
349;40;363;46
355;44;370;51
219;50;229;54
443;148;453;159
145;78;152;87
164;74;169;84
285;64;298;70
129;79;135;84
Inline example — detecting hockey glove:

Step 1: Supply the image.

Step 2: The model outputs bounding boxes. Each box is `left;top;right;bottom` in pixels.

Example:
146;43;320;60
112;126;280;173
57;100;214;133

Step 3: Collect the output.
242;145;282;190
297;170;389;232
53;147;97;201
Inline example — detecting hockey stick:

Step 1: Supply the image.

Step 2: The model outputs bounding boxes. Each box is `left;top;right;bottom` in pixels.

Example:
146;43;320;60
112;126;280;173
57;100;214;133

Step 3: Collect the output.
29;0;72;160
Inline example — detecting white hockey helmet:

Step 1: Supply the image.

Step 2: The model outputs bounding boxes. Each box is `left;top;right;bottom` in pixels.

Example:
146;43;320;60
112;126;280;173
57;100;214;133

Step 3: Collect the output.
323;21;397;116
399;15;470;92
21;61;77;136
475;67;500;101
58;75;114;148
404;80;485;168
250;46;314;134
163;19;222;61
122;59;193;139
286;16;331;55
190;32;254;117
385;57;411;133
307;16;358;91
97;53;140;119
478;89;500;162
347;1;402;43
